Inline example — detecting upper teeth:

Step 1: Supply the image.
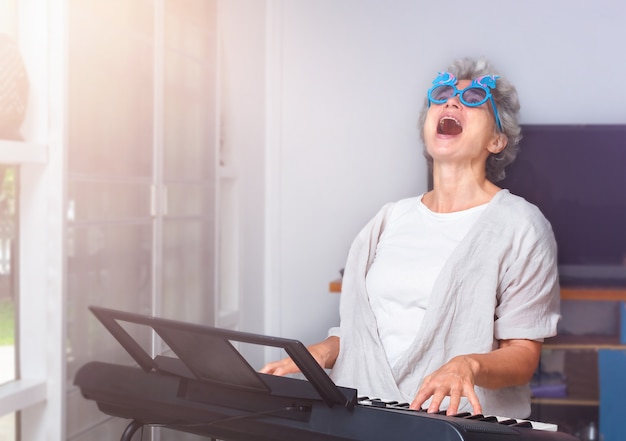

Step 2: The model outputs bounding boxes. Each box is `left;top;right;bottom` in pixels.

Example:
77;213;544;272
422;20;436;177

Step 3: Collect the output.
440;116;460;125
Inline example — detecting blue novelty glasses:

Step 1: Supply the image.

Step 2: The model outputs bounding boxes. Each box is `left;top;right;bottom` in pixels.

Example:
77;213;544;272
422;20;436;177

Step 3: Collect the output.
427;72;502;131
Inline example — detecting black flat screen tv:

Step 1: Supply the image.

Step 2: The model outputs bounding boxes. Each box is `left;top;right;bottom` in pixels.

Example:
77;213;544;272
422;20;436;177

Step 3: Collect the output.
500;124;626;288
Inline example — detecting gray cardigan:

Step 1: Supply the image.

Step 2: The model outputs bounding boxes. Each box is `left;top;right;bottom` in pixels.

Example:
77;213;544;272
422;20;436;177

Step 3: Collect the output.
328;190;560;418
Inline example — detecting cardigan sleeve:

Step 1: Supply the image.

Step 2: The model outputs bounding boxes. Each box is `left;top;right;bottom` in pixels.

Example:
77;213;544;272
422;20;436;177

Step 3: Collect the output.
494;202;561;341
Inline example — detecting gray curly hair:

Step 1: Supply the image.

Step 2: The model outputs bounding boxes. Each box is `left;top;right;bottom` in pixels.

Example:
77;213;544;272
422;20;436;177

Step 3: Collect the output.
418;57;521;183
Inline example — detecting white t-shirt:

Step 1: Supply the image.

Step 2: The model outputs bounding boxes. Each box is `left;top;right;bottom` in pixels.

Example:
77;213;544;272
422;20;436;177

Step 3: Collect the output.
366;195;487;367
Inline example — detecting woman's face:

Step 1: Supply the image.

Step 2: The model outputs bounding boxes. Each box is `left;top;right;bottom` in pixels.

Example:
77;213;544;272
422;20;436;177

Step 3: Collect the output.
423;79;504;166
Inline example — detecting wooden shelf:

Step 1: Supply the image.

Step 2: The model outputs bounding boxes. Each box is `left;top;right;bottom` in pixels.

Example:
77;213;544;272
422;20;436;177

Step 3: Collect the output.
544;334;626;350
329;279;342;293
531;397;599;407
560;287;626;301
329;282;626;301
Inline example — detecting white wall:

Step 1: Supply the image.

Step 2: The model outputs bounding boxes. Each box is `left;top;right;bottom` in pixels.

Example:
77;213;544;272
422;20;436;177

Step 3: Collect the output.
224;0;626;353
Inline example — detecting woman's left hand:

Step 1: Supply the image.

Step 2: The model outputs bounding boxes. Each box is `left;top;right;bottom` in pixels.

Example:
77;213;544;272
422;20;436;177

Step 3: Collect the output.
408;339;541;416
408;355;482;416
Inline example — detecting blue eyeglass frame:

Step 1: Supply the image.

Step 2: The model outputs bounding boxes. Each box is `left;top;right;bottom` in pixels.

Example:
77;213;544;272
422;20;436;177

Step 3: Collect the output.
427;71;503;132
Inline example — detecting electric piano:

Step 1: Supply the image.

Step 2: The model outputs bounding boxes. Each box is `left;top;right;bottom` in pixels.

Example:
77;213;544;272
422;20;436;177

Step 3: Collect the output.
75;306;580;441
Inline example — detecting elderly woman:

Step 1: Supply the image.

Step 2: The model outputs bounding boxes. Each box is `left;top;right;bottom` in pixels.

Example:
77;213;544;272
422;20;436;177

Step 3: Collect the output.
261;57;560;419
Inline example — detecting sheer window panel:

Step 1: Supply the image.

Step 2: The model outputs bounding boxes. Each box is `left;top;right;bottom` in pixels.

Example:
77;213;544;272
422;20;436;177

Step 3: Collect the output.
158;426;213;441
165;183;214;218
66;325;168;438
69;0;153;36
163;51;216;182
163;0;216;183
66;223;153;381
217;177;239;327
68;180;152;222
65;387;110;440
165;0;216;60
159;0;217;330
161;220;215;324
64;2;220;440
68;5;153;178
66;408;131;441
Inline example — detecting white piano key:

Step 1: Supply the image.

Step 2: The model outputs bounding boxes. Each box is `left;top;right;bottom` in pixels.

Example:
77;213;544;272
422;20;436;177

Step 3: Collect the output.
357;398;558;432
494;416;558;432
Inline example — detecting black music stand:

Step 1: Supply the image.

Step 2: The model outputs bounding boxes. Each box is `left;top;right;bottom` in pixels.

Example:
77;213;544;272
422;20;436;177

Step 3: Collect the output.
88;306;354;441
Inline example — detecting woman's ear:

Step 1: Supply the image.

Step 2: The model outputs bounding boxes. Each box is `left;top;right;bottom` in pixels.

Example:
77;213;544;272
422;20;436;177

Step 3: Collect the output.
489;133;508;154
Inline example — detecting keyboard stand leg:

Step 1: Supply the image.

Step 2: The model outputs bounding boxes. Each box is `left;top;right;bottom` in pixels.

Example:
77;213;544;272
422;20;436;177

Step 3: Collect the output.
120;419;144;441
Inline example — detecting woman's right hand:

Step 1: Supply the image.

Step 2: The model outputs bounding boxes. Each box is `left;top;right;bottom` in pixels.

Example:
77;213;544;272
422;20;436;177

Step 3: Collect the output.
259;336;340;376
259;357;301;376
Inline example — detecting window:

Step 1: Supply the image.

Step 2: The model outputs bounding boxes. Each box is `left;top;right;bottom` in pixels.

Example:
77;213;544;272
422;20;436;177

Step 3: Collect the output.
0;3;224;440
65;1;219;439
0;3;25;439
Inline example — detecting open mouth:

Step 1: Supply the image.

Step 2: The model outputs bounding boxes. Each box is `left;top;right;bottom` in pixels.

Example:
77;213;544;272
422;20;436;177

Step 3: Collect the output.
437;116;463;136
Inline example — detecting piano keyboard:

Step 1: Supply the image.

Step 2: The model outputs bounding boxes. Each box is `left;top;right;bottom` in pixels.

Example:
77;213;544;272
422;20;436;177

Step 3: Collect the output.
357;397;558;432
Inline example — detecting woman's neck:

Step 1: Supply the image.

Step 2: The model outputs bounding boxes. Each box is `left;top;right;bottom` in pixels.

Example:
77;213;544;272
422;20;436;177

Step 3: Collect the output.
424;169;501;213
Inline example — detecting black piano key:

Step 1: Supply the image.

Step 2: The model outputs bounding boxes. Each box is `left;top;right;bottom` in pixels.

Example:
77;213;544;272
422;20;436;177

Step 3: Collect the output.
370;399;388;408
466;414;485;420
355;397;547;431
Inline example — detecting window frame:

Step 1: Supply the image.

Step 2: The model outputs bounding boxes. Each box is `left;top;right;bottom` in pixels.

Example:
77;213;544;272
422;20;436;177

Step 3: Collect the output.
0;1;67;440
